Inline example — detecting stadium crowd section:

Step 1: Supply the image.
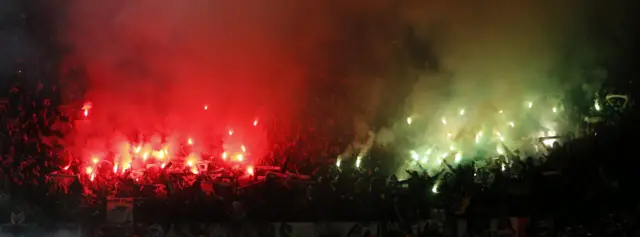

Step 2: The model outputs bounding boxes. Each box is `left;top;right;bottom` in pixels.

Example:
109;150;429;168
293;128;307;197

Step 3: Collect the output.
0;70;639;237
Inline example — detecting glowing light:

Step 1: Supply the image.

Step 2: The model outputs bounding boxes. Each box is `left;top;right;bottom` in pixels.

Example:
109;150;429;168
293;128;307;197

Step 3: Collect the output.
527;102;533;108
113;164;118;173
441;152;449;159
498;110;503;114
496;145;505;155
459;109;465;116
85;167;93;174
247;166;254;176
92;157;99;164
228;130;234;136
191;168;199;174
501;164;506;171
204;105;208;110
63;165;70;170
406;117;412;125
134;146;141;154
447;132;452;138
187;138;193;145
496;131;504;142
241;145;246;152
426;149;432;155
441;117;447;125
509;122;515;128
336;158;341;167
82;101;92;117
90;173;95;181
594;99;601;111
552;107;557;113
410;150;419;160
432;183;439;193
454;152;462;163
253;119;258;126
355;156;362;168
187;160;194;167
475;131;482;143
449;145;455;151
155;150;165;159
222;152;227;160
161;163;166;169
236;154;244;162
542;137;556;147
143;152;149;161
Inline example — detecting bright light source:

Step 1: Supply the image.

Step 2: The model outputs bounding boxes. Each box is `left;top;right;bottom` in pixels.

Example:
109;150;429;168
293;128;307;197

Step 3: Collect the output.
82;101;92;117
410;150;419;160
247;166;254;176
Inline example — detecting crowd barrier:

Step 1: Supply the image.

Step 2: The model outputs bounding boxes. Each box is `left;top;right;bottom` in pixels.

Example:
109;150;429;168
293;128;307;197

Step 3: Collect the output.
0;217;546;237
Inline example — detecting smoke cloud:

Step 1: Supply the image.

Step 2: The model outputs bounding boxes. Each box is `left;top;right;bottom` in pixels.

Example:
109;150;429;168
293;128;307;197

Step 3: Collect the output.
58;0;405;131
55;0;625;155
403;0;598;115
62;1;312;131
53;0;413;163
370;0;613;149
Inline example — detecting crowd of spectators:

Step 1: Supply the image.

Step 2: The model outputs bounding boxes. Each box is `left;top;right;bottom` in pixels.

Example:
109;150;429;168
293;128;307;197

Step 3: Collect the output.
0;69;639;236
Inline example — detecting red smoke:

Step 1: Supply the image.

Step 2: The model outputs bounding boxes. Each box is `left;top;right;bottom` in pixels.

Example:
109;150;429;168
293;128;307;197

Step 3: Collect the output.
62;1;320;133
